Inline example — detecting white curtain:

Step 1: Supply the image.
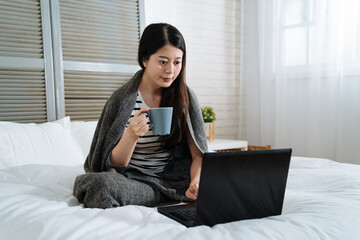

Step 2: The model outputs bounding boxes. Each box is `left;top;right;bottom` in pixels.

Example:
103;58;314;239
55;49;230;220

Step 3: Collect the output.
252;0;360;164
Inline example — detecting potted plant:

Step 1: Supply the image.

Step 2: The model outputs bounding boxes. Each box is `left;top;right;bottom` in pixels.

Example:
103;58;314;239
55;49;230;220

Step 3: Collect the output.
201;106;216;141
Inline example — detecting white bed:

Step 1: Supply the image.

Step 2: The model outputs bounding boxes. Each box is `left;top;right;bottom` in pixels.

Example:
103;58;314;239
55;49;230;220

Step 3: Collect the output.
1;117;360;240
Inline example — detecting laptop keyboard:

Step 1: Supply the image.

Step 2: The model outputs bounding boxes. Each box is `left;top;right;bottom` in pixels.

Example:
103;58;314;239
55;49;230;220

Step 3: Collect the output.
171;209;196;222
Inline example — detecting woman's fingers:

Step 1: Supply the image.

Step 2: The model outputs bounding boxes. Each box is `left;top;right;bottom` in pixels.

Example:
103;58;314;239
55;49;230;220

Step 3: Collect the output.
129;108;149;136
185;183;199;200
135;108;149;117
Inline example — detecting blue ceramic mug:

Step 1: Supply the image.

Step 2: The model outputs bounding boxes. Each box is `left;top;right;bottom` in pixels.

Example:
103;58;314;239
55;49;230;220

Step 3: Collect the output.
148;107;173;135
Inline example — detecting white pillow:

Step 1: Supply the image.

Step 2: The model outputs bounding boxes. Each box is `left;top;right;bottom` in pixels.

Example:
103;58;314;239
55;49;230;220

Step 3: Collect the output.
0;117;85;170
70;121;97;158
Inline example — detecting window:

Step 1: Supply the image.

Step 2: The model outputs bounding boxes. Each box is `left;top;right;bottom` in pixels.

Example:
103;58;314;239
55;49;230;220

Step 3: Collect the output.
57;0;141;121
282;0;360;70
0;0;142;123
0;0;54;123
283;0;314;66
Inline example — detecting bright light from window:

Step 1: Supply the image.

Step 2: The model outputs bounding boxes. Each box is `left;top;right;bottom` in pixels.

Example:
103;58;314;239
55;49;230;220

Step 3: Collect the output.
285;27;307;66
283;0;360;66
285;0;307;25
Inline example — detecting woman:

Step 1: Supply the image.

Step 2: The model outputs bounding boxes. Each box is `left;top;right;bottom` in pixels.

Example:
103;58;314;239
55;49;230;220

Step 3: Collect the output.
73;23;208;208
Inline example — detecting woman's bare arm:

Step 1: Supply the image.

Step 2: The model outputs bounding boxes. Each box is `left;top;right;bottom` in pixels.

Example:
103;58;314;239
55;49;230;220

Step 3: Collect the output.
110;108;149;166
185;127;203;199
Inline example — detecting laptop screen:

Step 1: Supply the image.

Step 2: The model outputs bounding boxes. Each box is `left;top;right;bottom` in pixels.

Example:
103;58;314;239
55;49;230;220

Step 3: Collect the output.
194;149;292;226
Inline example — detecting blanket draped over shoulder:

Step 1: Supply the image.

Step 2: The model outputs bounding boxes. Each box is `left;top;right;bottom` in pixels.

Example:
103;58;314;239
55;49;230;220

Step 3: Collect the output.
73;70;208;208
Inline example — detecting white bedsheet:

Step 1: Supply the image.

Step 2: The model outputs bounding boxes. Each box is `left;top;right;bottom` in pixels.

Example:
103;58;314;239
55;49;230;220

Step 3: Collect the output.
0;157;360;240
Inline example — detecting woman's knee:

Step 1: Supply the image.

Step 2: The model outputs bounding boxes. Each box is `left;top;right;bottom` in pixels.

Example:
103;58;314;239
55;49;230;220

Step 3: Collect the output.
73;170;124;208
73;170;162;208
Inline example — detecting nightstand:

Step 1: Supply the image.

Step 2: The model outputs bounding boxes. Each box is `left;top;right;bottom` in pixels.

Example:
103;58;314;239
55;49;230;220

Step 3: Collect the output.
207;139;248;152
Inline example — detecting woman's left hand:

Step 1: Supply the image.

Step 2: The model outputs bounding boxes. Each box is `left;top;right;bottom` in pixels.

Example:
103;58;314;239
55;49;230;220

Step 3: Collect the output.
185;182;199;200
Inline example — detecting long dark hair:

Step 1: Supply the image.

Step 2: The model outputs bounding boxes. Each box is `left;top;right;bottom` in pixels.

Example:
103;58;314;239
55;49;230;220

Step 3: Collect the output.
138;23;189;147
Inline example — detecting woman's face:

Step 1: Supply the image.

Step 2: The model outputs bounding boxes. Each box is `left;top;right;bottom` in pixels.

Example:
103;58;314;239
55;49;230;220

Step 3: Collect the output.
142;44;183;89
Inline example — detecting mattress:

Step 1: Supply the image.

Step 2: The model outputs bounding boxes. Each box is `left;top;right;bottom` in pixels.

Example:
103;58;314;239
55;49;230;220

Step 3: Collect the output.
0;156;360;240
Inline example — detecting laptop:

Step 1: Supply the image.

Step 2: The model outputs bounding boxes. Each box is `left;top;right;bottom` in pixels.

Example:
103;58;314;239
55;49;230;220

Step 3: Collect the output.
157;148;292;227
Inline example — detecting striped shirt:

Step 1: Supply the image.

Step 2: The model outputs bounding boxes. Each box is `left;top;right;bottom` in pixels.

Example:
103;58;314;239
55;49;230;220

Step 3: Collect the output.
127;90;173;175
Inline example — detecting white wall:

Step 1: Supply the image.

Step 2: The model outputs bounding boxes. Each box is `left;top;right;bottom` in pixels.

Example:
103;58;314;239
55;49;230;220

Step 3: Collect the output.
243;0;261;145
143;0;243;139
